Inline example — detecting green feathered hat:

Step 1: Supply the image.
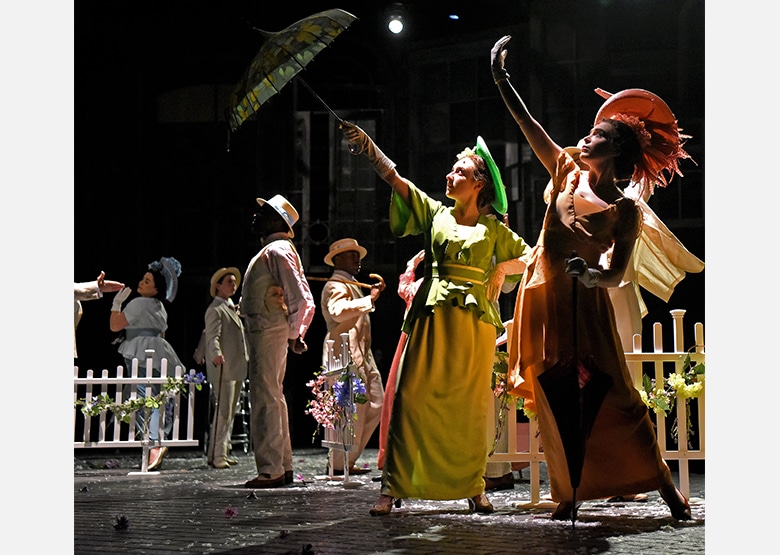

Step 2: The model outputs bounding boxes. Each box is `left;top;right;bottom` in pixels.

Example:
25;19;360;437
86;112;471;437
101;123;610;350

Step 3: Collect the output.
474;136;507;215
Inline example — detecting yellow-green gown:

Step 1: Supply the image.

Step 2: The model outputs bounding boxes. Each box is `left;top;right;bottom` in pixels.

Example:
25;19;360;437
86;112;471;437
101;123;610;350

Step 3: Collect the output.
382;182;528;500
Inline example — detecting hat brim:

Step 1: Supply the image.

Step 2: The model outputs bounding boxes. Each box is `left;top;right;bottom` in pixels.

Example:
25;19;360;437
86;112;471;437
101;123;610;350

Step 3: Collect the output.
210;267;241;297
257;197;295;238
324;246;367;266
474;136;507;215
594;88;676;127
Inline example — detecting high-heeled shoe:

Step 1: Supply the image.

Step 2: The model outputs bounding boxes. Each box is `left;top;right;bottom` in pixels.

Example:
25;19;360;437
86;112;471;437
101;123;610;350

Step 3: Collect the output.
369;495;401;516
147;446;168;470
550;500;582;521
659;485;692;521
468;493;494;514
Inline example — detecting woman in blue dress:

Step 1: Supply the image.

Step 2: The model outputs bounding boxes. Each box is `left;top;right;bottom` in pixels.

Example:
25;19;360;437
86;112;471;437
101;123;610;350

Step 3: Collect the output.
110;256;183;470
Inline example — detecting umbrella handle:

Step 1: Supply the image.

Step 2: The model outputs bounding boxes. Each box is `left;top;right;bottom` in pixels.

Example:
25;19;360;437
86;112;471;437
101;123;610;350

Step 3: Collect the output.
296;77;344;124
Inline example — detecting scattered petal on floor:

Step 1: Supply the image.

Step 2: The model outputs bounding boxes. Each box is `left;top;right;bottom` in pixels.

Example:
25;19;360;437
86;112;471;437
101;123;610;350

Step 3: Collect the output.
113;515;130;530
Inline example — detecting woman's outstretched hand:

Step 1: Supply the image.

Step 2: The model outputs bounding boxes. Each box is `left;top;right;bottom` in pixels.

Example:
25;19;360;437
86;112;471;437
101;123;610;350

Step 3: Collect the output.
338;121;397;180
491;35;512;83
339;121;368;155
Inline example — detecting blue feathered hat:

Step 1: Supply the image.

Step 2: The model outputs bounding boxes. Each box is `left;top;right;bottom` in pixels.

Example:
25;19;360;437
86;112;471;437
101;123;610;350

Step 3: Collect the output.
148;256;182;302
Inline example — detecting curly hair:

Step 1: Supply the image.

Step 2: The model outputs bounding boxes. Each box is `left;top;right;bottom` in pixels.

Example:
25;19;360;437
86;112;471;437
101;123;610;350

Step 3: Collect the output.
146;261;167;301
606;112;692;193
468;154;496;210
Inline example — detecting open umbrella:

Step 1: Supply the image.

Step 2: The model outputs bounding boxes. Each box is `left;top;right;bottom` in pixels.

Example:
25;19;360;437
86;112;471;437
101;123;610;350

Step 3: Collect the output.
226;8;357;138
537;257;614;527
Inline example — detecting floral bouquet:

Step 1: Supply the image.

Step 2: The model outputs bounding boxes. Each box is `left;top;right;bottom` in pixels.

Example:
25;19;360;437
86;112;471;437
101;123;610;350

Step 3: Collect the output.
306;365;367;441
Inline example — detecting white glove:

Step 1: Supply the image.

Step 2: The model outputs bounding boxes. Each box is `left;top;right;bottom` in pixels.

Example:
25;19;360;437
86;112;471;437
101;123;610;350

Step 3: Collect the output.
339;121;397;180
486;258;526;302
112;287;132;312
565;256;601;288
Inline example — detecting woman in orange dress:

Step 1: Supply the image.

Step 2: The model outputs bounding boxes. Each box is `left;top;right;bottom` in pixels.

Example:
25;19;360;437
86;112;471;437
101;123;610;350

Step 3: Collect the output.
491;35;693;521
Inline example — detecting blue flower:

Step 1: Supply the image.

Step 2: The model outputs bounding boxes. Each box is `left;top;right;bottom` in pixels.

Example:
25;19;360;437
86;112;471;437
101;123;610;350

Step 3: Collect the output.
333;381;350;408
184;370;206;385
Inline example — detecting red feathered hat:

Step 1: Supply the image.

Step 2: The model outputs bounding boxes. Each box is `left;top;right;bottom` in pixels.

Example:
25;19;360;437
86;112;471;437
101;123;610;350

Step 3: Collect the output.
594;88;693;195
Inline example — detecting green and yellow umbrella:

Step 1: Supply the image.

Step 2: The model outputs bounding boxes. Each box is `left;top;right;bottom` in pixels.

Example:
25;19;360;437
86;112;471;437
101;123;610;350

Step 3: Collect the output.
227;8;357;135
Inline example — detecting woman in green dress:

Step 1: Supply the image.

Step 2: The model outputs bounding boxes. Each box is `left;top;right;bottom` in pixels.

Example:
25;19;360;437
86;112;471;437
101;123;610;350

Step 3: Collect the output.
340;123;528;516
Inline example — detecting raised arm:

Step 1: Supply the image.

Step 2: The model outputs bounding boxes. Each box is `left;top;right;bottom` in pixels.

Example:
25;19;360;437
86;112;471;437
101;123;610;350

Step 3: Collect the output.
339;121;410;205
109;287;132;332
491;35;562;177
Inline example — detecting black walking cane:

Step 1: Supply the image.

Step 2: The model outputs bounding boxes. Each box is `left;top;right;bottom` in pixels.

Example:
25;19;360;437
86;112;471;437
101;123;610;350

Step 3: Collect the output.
538;252;614;527
209;364;225;463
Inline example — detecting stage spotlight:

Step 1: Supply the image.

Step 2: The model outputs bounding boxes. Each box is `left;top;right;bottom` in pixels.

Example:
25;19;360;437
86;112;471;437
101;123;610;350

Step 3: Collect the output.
388;14;404;34
387;3;406;35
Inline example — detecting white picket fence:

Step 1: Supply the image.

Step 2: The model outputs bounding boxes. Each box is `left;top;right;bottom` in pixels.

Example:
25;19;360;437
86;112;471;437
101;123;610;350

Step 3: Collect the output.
487;309;705;503
74;351;199;449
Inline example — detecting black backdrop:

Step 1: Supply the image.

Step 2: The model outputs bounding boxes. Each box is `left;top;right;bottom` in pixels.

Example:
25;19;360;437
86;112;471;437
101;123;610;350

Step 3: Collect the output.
74;1;705;449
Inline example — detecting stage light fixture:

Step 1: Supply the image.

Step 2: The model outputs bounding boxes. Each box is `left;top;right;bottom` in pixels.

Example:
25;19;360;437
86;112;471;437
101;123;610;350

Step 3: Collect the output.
388;14;404;34
387;3;406;35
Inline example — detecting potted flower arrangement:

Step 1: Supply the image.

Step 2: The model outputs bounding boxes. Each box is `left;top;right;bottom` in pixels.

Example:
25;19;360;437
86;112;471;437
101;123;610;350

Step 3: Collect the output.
305;364;367;443
491;350;535;462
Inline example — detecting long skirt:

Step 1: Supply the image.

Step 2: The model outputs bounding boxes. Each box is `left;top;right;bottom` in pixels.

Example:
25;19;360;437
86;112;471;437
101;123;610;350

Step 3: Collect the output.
381;305;495;500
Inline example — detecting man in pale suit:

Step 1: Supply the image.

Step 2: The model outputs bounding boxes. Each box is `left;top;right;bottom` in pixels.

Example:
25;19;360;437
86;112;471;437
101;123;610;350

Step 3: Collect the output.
205;267;249;469
320;238;386;475
241;195;316;488
74;270;124;358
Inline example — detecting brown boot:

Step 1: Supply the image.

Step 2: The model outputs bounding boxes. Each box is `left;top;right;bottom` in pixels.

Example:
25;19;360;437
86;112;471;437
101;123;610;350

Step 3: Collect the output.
468;493;494;514
244;473;285;488
484;472;514;491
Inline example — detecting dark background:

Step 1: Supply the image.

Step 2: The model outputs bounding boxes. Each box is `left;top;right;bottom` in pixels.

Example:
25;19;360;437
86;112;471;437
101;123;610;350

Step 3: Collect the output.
74;1;705;449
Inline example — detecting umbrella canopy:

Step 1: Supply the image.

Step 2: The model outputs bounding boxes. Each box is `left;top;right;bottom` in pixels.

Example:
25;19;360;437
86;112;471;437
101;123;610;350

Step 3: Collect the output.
537;274;614;526
227;8;357;133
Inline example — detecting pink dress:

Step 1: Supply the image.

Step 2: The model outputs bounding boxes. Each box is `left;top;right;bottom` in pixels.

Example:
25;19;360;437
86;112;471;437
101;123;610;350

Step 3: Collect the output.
376;260;421;470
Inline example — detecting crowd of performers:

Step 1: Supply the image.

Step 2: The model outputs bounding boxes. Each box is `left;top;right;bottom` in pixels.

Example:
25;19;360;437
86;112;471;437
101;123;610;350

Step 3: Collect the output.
75;35;702;522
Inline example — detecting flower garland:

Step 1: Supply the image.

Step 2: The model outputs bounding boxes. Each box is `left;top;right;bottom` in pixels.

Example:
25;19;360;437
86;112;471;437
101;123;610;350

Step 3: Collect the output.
75;370;205;426
639;349;705;446
306;366;367;441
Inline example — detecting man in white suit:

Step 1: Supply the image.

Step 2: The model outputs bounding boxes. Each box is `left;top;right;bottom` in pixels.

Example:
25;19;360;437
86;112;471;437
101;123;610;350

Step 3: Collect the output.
241;195;316;488
320;238;386;475
74;270;124;358
205;267;249;469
